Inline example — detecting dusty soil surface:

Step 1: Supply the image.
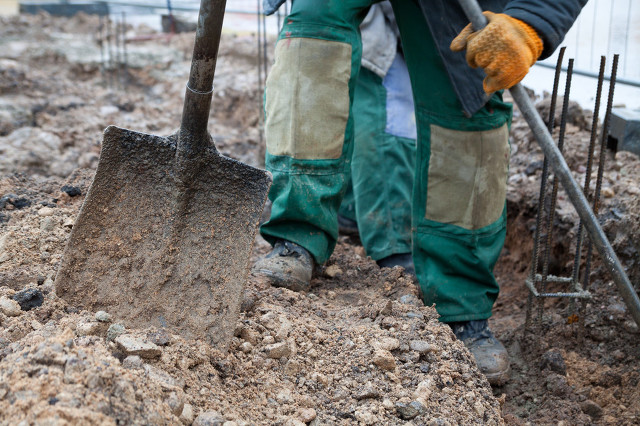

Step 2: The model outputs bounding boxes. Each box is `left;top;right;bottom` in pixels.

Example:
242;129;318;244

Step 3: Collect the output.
1;12;639;425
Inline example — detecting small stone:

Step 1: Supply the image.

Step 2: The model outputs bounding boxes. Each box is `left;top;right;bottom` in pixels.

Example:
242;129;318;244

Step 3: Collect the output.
540;349;566;375
37;206;55;217
414;378;433;403
11;288;44;311
356;383;380;400
148;329;171;346
419;363;431;373
122;355;143;369
145;364;186;389
115;334;161;359
0;296;22;317
180;403;195;425
396;401;421;420
325;265;343;278
298;408;316;423
63;217;74;228
409;340;435;354
602;187;614;198
473;401;485;417
106;323;126;341
240;327;260;345
264;341;291;359
399;294;422;306
240;342;253;353
166;391;184;416
371;337;400;351
373;349;396;371
61;185;82;197
354;408;377;425
581;400;603;418
75;319;101;337
95;311;111;322
382;398;394;410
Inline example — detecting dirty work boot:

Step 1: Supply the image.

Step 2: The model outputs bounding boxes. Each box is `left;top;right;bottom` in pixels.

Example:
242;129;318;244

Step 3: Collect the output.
377;253;416;277
449;320;510;386
252;240;314;291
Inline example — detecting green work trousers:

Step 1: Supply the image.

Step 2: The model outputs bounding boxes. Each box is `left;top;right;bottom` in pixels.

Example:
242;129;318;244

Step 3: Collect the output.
339;56;416;261
260;0;513;322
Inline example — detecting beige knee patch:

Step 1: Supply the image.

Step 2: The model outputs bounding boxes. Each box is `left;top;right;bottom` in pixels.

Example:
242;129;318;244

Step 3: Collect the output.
265;37;351;160
425;124;509;230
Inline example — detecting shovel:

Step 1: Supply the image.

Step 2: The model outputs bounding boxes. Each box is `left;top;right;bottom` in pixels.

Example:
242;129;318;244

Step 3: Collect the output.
55;0;272;349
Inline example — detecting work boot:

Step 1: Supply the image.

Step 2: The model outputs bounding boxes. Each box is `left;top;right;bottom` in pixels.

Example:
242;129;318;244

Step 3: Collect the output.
252;240;314;291
377;253;416;277
337;214;359;237
449;320;510;386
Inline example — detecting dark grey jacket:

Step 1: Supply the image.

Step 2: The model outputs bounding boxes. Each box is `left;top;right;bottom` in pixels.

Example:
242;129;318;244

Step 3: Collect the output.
419;0;588;116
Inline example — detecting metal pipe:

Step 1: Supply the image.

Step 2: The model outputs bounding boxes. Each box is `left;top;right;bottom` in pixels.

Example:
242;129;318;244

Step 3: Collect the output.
458;0;640;327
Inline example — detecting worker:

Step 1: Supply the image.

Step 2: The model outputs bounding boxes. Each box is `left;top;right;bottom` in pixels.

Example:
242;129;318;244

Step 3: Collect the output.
338;2;417;275
254;0;587;385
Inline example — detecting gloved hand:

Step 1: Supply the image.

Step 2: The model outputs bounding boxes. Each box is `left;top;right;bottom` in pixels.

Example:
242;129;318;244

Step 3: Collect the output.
450;11;543;94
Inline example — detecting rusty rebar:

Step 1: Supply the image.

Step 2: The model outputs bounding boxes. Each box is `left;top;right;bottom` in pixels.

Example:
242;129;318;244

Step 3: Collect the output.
582;54;619;291
571;56;606;289
526;47;566;331
538;58;574;324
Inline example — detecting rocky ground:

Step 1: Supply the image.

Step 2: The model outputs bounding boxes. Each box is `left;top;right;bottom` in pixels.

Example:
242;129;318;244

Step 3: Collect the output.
1;12;639;425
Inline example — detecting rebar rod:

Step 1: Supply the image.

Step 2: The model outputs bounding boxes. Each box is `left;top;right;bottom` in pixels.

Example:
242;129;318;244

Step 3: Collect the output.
122;12;128;81
526;47;565;330
571;56;606;288
538;59;574;324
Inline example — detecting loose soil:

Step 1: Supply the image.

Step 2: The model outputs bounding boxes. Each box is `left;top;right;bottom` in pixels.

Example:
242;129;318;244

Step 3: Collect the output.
1;12;639;425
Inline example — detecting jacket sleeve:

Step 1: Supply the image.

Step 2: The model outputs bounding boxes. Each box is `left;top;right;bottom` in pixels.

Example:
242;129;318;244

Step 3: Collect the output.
503;0;588;59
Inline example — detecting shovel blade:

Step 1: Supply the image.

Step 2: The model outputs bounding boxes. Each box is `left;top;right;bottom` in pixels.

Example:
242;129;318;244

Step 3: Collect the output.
55;126;271;349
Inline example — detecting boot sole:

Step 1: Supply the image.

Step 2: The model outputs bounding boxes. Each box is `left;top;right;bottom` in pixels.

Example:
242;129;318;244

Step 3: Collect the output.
253;268;310;292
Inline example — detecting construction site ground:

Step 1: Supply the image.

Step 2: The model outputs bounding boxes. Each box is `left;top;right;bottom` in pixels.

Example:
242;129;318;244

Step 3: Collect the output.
1;13;639;425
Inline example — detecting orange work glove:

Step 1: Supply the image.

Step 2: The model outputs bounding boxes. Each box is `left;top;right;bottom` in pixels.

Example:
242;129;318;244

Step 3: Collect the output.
450;11;543;94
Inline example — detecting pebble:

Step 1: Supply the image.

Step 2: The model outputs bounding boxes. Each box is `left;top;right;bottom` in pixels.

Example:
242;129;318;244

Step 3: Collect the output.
0;296;22;316
581;400;603;418
75;320;101;337
180;403;195;425
373;349;396;371
414;378;433;403
356;382;380;400
122;355;143;369
144;364;186;390
354;408;377;425
11;288;44;311
106;323;126;342
540;350;566;375
240;342;253;353
409;340;435;354
165;391;184;416
298;408;316;423
37;206;55;217
264;341;291;359
61;185;82;197
95;311;111;322
325;265;343;278
115;334;161;359
371;337;400;351
396;401;424;420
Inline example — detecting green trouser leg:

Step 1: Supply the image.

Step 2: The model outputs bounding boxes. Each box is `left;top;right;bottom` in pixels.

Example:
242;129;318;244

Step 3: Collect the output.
260;0;373;264
391;0;513;322
344;64;415;260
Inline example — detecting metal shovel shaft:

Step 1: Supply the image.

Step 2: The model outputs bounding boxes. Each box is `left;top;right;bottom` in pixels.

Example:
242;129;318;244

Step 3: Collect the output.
180;0;227;152
458;0;640;326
